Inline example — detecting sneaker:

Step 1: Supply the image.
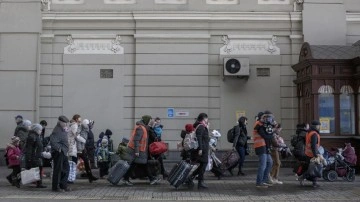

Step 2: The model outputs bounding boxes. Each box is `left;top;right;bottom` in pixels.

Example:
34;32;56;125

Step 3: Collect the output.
263;182;273;187
121;180;133;186
273;179;283;185
256;184;268;188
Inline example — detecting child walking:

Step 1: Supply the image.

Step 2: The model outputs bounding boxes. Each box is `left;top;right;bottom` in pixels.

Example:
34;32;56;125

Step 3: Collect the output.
6;136;21;188
97;138;112;178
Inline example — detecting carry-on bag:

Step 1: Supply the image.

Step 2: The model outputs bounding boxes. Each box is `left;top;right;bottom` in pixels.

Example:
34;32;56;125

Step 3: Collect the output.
107;160;130;185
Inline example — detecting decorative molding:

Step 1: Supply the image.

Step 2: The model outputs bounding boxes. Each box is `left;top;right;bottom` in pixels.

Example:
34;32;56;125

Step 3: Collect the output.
104;0;136;4
52;0;84;4
347;13;360;22
206;0;239;4
41;0;51;11
134;34;211;39
258;0;290;4
220;35;280;55
295;0;304;4
64;35;124;54
154;0;187;4
42;12;302;22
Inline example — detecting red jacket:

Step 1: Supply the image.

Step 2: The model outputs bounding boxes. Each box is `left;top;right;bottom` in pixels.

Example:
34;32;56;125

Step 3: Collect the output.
6;144;21;167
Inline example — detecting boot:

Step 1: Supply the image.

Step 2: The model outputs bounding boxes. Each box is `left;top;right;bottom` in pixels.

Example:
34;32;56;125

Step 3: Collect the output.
237;168;245;176
6;175;13;185
89;175;98;183
185;176;195;189
198;180;208;189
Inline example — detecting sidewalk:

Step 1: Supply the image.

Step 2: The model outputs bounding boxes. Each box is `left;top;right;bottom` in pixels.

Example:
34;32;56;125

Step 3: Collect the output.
0;165;359;202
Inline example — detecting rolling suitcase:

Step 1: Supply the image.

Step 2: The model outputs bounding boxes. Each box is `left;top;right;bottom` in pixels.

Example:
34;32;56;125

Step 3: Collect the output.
220;150;240;170
107;160;130;185
167;160;193;189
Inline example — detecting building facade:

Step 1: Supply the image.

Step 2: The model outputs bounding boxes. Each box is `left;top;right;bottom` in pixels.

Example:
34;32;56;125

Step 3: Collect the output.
0;0;359;151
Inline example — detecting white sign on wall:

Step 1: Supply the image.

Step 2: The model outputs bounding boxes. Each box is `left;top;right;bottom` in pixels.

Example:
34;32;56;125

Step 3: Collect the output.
155;0;187;4
175;111;190;117
258;0;290;4
104;0;136;4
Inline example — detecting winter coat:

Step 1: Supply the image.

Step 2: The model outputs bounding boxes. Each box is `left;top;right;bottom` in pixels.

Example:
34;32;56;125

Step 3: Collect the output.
85;128;95;150
124;121;149;164
50;123;69;156
67;122;78;157
77;125;88;153
192;121;210;163
233;124;249;148
14;126;29;150
6;144;21;167
97;146;111;162
25;130;43;168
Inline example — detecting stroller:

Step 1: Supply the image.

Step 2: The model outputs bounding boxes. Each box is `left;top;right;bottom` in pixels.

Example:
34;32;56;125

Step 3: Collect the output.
322;144;357;182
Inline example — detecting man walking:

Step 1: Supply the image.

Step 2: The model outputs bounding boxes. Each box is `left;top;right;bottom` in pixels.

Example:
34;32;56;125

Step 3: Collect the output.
50;115;71;192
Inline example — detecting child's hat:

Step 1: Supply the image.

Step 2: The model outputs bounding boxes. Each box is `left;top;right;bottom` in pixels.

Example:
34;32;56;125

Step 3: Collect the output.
11;136;20;144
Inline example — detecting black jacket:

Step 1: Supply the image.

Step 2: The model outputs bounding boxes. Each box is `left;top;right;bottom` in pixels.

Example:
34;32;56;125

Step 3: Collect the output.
86;129;95;150
25;131;43;168
192;122;209;163
233;124;249;148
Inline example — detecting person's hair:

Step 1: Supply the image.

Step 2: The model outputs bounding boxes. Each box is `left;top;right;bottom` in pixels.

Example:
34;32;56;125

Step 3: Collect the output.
196;113;208;122
72;114;81;121
155;117;161;121
238;116;248;124
40;120;47;126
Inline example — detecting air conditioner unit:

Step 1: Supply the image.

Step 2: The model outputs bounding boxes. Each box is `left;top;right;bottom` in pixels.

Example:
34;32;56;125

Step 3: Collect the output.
223;58;250;76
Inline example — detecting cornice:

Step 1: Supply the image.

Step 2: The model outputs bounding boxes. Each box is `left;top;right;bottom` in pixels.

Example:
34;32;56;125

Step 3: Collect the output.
347;12;360;22
42;11;302;22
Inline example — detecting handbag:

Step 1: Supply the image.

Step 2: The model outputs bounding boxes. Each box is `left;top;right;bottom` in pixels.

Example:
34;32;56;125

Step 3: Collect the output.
149;141;168;155
21;167;40;185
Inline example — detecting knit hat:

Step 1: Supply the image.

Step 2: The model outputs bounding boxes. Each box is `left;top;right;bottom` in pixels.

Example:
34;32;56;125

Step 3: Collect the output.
40;120;47;126
82;119;90;125
31;124;43;132
58;115;70;123
185;124;194;133
15;115;23;120
11;136;20;144
101;138;108;145
23;120;32;127
311;120;321;126
141;115;152;125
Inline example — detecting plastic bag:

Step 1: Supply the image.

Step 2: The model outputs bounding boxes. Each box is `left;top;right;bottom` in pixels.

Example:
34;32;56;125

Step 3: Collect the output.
21;167;40;185
205;155;213;171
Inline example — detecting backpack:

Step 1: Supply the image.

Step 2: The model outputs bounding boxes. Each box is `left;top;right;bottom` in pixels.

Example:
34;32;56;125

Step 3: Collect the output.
290;134;306;158
183;131;198;151
227;126;237;143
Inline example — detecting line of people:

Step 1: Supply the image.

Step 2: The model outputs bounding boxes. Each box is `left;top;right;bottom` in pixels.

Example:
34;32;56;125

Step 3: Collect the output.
5;111;324;191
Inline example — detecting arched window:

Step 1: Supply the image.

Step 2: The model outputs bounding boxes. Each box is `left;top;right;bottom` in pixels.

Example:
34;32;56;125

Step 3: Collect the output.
318;85;334;133
340;85;355;134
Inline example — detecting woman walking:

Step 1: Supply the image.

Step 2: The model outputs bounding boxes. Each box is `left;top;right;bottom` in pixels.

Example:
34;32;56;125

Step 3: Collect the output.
186;113;210;189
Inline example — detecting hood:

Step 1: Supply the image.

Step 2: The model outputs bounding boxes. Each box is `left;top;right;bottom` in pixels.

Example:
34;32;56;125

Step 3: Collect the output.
99;132;104;139
211;130;221;137
136;120;146;127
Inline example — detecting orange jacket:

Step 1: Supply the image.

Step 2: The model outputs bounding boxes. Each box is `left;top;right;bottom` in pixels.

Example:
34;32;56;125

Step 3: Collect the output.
305;131;320;158
128;125;148;152
253;121;266;149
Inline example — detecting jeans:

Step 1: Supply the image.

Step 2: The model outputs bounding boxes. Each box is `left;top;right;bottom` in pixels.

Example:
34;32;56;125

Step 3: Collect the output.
256;153;273;185
236;145;246;170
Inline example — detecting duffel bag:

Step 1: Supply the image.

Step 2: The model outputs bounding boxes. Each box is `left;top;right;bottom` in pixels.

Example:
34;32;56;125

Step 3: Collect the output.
149;141;168;155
